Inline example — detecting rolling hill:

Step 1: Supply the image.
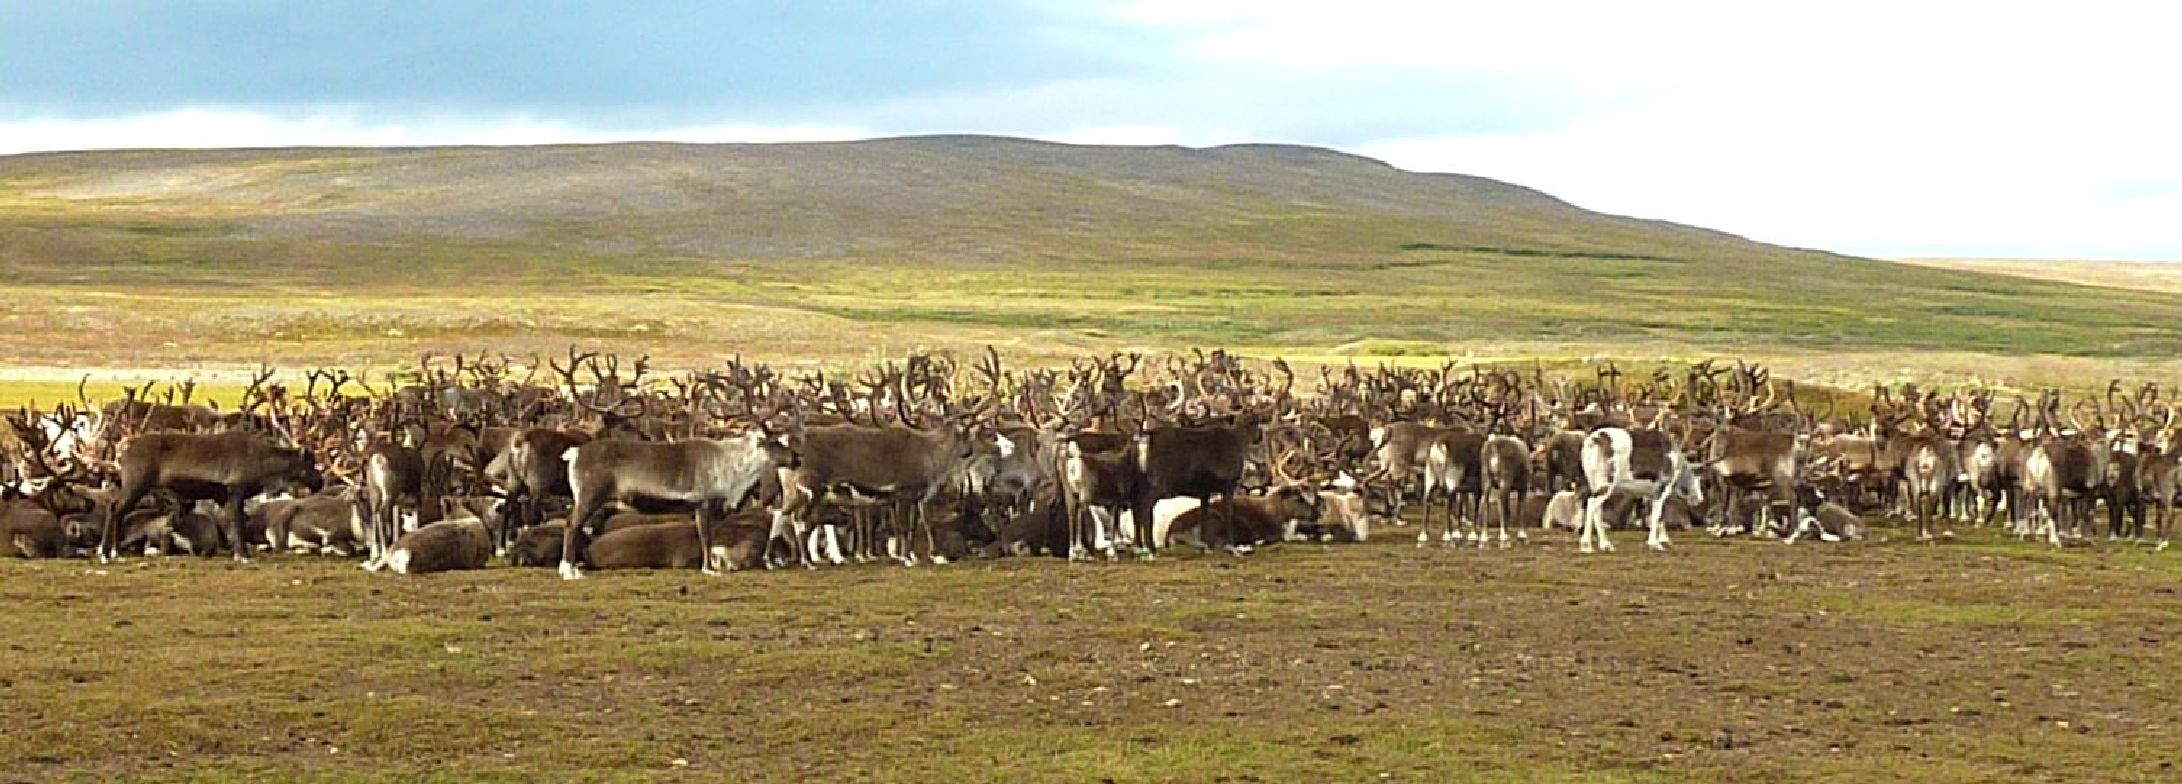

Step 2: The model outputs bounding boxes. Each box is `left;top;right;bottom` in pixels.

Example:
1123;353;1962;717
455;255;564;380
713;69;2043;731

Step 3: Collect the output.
0;135;2176;377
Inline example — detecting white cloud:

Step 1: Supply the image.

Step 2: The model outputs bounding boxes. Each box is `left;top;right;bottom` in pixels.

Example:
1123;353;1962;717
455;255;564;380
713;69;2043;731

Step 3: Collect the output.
1107;0;2182;259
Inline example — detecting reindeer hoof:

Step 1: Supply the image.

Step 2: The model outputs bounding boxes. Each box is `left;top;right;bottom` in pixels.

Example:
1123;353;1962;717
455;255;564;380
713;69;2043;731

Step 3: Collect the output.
1578;544;1595;554
558;562;584;581
1647;541;1668;552
931;555;951;565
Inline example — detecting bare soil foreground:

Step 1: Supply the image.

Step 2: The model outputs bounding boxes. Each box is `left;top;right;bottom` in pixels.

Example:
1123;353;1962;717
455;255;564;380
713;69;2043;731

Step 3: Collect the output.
5;525;2178;784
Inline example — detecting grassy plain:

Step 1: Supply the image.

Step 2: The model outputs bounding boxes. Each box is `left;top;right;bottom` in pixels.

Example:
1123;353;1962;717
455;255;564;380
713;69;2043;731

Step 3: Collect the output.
5;528;2179;783
3;138;2181;398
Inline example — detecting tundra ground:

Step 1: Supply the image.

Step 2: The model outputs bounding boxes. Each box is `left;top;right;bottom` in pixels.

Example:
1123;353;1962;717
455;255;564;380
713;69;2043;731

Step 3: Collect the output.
4;523;2178;784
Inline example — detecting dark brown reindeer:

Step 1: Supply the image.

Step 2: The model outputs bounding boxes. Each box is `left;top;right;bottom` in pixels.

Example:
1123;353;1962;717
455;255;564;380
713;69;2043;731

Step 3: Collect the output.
1417;428;1483;546
1130;415;1261;559
2138;409;2182;550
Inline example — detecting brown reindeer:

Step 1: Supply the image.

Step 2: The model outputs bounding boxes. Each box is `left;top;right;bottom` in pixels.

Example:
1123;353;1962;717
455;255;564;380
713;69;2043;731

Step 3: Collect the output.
560;429;790;579
97;432;320;563
586;511;770;572
1477;434;1530;547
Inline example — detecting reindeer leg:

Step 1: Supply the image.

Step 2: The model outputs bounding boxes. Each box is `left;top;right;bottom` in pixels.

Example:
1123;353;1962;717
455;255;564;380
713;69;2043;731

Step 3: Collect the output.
359;489;385;571
101;482;153;564
225;495;252;565
924;500;949;566
822;523;846;565
2157;500;2171;550
1579;494;1601;554
1646;493;1669;551
695;502;721;575
1416;478;1435;547
1139;496;1162;561
559;494;605;581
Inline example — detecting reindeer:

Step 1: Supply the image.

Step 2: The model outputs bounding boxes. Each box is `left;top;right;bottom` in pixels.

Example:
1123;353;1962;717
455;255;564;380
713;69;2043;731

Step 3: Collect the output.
359;441;428;571
586;511;770;572
2138;437;2181;550
1696;367;1804;538
1059;436;1141;560
1158;483;1321;553
1131;416;1261;559
1476;434;1530;547
96;431;320;563
1577;427;1703;552
383;514;495;575
559;428;790;579
1417;429;1484;547
1370;421;1465;525
258;490;365;555
783;420;995;566
780;358;1004;566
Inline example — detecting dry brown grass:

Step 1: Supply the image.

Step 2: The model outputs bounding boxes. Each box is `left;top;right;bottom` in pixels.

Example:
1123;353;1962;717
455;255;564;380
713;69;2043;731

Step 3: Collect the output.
1895;257;2182;296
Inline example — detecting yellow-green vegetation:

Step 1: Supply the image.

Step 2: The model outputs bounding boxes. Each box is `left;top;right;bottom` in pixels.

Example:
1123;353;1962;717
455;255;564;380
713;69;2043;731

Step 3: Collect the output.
4;138;2181;391
4;530;2178;783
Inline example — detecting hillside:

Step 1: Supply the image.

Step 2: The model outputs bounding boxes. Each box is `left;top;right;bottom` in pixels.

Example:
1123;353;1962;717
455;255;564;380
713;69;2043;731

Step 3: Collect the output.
1;135;2178;373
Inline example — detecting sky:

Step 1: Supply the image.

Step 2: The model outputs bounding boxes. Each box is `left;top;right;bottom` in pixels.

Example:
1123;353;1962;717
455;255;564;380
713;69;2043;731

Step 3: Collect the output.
3;1;2179;260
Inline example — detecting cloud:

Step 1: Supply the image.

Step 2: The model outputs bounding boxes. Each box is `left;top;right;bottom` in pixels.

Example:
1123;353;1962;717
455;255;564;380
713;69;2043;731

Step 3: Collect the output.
1119;0;2182;259
2;1;2180;258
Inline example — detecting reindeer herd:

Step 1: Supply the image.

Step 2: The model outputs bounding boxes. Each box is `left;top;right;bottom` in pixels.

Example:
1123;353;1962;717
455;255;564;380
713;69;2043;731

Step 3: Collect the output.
2;350;2178;580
